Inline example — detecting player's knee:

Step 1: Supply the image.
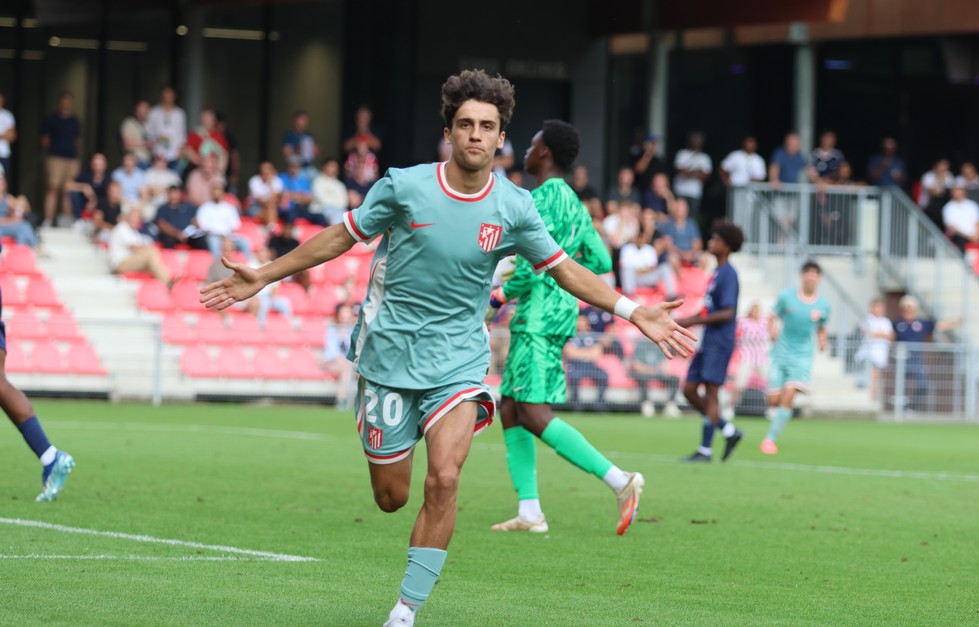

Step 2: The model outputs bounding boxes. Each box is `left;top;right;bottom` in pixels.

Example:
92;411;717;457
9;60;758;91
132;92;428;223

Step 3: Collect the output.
425;467;461;499
682;382;699;402
373;486;409;513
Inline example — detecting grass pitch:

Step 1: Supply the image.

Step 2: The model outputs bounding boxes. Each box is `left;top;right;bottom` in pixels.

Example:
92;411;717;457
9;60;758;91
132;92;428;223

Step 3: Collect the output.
1;400;976;626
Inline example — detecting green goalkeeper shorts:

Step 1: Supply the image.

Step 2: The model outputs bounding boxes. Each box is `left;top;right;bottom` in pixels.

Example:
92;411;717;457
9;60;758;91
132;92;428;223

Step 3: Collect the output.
499;332;568;405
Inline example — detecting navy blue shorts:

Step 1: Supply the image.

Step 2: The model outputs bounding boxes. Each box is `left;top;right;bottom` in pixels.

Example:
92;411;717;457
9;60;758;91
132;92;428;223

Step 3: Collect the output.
0;320;6;353
685;348;733;385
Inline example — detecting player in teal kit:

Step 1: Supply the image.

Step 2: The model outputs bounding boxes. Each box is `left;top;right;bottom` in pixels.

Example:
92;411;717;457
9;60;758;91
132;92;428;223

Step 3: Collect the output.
201;70;697;627
761;260;830;455
488;120;643;537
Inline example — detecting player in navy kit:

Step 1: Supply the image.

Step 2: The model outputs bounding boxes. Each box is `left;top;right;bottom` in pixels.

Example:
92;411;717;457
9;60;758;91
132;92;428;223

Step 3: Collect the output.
675;220;746;462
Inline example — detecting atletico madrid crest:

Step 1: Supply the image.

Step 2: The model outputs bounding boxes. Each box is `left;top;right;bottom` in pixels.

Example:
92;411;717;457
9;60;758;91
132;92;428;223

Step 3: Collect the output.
368;426;383;450
478;223;503;253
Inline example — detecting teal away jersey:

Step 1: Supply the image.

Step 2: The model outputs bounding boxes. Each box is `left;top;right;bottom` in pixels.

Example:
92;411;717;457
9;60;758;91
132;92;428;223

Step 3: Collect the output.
343;163;566;389
502;177;612;338
771;287;830;363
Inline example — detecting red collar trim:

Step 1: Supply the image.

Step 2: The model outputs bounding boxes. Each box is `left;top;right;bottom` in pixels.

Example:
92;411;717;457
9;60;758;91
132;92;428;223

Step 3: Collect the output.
436;162;494;202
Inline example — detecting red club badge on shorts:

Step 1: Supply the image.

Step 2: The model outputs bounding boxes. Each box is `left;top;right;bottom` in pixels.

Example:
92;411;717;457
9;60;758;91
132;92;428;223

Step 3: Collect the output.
368;426;383;450
478;223;503;253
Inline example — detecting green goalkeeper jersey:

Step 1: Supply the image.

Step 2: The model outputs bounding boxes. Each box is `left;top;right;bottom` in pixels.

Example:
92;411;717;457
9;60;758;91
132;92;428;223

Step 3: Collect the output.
502;177;611;338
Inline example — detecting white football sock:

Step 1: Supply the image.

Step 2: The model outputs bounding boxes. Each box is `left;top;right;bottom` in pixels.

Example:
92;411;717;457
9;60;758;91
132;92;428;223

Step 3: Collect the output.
39;446;57;467
518;499;542;521
698;446;712;456
603;466;629;492
721;422;737;438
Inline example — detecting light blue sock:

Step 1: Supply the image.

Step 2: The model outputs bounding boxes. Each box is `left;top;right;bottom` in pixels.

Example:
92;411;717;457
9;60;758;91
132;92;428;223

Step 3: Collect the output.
398;547;448;612
766;407;792;442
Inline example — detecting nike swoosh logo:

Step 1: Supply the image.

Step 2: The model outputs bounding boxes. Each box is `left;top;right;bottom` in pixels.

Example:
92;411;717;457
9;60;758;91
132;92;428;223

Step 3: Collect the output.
410;220;435;229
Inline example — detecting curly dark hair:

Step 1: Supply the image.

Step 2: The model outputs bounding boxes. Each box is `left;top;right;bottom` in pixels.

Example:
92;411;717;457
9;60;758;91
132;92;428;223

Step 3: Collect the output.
540;119;580;171
711;219;745;253
440;69;516;129
801;259;822;274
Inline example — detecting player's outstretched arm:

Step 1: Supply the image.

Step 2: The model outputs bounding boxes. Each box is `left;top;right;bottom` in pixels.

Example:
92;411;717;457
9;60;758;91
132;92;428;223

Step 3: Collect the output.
200;223;357;311
547;258;697;358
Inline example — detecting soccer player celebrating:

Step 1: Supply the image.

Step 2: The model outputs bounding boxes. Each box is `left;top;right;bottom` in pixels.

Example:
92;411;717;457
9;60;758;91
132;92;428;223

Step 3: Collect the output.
675;220;746;462
201;70;697;627
761;260;830;455
488;120;643;536
0;287;74;501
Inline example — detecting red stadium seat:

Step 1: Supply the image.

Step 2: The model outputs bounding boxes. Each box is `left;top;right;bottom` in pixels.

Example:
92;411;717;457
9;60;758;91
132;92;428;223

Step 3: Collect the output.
31;341;68;374
162;314;196;344
183;250;215;280
216;346;255;378
45;311;83;341
309;286;340;316
11;309;46;339
318;259;357;285
226;314;264;346
289;347;325;380
276;282;311;315
25;278;63;309
171;280;205;311
0;276;25;306
3;341;29;372
252;347;291;379
137;281;173;312
237;221;265;252
263;314;302;346
596;354;635;389
67;342;108;375
159;249;185;278
195;314;233;345
678;267;709;298
2;245;39;276
180;346;217;378
297;318;327;347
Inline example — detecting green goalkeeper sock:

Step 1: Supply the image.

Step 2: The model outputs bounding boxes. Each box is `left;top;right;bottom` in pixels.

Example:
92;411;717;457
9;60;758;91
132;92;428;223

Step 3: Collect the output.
540;417;613;479
766;407;792;442
503;426;539;501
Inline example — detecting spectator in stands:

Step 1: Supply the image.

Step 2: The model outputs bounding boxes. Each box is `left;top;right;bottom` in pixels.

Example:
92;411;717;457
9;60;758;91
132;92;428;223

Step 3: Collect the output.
67;153;110;220
251;245;293;327
942;179;979;252
505;167;523;189
628;337;680;417
247;161;283;225
112;153;146;203
959;162;979;204
311;158;348;226
0;175;40;249
492;138;515;177
768;132;811;188
606;166;641;205
343;137;379;198
342;105;382;156
866;137;907;188
40;91;81;227
892;295;961;411
564;314;609;411
631;132;667;198
141;154;182;215
92;180;126;243
580;305;623;358
720;136;766;188
146;86;186;170
108;208;173;286
154;185;207;250
196;182;250;259
282;110;319;174
324;303;357;410
642;172;673;223
673;131;711;219
658;197;704;268
214;112;240;194
0;91;15;178
917;158;954;209
185;153;225;207
119;100;151;169
811;130;845;181
279;156;314;224
603;200;640;287
727;302;770;417
183;107;229;174
571;164;597;201
618;228;678;298
854;297;893;401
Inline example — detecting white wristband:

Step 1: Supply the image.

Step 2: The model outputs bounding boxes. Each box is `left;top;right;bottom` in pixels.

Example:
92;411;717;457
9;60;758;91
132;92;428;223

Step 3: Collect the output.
613;296;640;321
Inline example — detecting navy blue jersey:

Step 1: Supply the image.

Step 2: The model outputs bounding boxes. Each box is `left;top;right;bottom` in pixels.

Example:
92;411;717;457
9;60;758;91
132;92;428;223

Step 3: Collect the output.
893;318;935;343
701;262;739;353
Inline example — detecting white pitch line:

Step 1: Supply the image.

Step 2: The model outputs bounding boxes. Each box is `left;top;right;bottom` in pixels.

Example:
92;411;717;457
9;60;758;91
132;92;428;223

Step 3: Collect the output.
0;554;278;561
0;518;318;562
45;420;332;442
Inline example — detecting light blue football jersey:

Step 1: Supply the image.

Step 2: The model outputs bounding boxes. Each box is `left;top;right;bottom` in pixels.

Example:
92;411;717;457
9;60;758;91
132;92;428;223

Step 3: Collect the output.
343;162;566;389
771;287;831;364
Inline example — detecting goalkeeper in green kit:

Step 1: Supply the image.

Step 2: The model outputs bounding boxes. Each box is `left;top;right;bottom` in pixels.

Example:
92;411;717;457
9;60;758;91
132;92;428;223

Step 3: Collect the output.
489;120;644;535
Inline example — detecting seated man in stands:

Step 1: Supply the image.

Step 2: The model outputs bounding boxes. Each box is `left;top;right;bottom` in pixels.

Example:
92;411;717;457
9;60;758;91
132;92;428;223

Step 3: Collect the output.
141;154;182;216
310;158;348;226
564;314;610;412
658;197;704;268
185;153;225;207
0;175;41;250
618;229;678;298
153;185;207;250
92;180;126;243
628;336;680;417
278;155;314;225
247;161;283;225
642;172;674;223
111;152;145;203
196;182;250;259
942;179;979;252
323;302;357;410
109;208;172;286
67;152;110;220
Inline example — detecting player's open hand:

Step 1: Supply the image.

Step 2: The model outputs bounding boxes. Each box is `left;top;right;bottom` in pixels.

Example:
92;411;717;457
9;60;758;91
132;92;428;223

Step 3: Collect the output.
632;299;698;359
199;256;266;311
